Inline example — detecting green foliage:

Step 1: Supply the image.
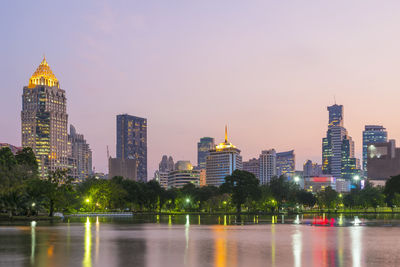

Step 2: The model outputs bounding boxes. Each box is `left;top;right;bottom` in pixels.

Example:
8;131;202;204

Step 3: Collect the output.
384;175;400;206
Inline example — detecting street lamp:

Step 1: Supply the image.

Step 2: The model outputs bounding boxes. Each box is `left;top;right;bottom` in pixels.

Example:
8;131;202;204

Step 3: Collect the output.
32;203;36;207
85;198;90;203
353;175;360;181
186;198;190;203
294;176;300;183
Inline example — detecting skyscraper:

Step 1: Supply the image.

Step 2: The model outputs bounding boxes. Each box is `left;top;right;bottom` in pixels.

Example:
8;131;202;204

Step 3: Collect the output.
259;149;276;184
206;127;242;186
322;104;360;182
362;125;387;173
168;161;200;188
68;125;92;180
197;137;215;169
276;150;295;179
21;57;68;178
303;160;322;178
116;114;147;181
155;155;174;189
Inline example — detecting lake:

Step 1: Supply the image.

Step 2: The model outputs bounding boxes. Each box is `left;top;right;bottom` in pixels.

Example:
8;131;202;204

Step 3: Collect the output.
1;214;400;267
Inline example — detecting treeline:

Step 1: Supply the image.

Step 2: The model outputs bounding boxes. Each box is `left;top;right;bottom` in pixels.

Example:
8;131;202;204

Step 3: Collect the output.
2;147;400;217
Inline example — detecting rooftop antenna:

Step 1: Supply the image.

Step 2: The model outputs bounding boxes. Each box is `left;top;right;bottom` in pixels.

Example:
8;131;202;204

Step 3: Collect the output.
107;145;110;159
334;95;336;105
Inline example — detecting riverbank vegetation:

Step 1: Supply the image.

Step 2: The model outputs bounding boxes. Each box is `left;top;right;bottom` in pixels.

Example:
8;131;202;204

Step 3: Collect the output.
2;147;400;218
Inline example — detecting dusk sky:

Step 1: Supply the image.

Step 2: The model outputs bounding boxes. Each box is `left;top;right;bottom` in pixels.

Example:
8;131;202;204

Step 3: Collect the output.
2;1;400;176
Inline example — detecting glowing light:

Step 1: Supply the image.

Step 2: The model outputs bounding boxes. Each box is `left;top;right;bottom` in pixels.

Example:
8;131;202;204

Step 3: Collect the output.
32;203;36;207
353;175;360;181
85;198;90;203
294;176;300;182
28;57;59;88
83;217;92;267
186;198;190;203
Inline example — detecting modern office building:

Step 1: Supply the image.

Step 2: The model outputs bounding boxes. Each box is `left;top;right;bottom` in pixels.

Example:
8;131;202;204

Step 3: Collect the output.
243;158;260;180
108;157;137;181
367;140;400;186
168;161;200;188
304;175;336;193
303;160;322;178
259;149;277;184
68;125;92;180
362;125;387;174
322;104;360;181
21;57;68;178
206;127;242;186
197;137;215;169
276;150;295;179
116;114;147;181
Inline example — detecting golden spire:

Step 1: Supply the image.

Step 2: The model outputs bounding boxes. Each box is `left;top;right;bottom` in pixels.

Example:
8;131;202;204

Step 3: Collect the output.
28;56;59;88
225;125;228;143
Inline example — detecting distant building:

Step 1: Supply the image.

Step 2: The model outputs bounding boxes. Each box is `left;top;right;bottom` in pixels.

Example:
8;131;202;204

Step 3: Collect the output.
367;140;400;186
206;127;242;186
68;125;92;181
168;161;200;188
259;149;276;184
362;125;387;174
304;175;336;193
197;137;215;169
199;169;207;187
243;158;260;180
21;57;68;178
303;160;322;178
108;157;137;181
155;155;174;189
322;104;360;180
0;143;22;154
116;114;147;181
276;150;295;179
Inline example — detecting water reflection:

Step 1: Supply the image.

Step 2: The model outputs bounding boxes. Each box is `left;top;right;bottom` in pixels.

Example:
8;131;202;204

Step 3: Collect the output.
31;221;36;265
83;217;92;267
271;223;275;267
292;227;301;267
351;226;363;267
95;217;100;264
213;226;227;267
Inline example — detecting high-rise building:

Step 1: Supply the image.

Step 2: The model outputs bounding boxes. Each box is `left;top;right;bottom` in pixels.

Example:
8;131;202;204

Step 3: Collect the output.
168;161;200;188
362;125;387;173
322;104;360;182
155;155;174;189
68;125;92;180
276;150;295;179
197;137;215;169
206;127;242;186
21;57;68;178
243;158;260;180
116;114;147;181
108;157;137;181
259;149;276;184
303;160;322;178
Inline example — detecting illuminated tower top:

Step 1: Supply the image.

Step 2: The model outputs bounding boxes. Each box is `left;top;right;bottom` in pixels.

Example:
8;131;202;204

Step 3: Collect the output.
215;125;237;151
28;56;59;88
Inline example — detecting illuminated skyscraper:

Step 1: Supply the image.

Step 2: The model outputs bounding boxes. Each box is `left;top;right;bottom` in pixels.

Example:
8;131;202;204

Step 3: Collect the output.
243;158;260;180
206;127;242;186
197;137;215;169
322;104;360;183
116;114;147;181
21;57;68;178
276;150;295;179
362;125;387;173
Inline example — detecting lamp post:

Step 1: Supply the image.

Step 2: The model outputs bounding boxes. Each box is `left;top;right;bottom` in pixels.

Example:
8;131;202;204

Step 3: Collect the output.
353;175;360;189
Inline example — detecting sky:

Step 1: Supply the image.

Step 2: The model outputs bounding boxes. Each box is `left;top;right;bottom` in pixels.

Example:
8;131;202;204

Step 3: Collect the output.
2;1;400;176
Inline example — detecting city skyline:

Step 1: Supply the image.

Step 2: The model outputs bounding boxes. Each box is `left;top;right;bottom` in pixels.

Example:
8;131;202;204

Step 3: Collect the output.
3;1;400;176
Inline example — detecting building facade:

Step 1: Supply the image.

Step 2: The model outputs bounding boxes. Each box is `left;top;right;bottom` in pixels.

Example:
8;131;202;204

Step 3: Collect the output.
155;155;174;189
168;161;200;188
197;137;215;169
367;140;400;186
259;149;277;184
322;104;360;181
68;125;92;180
21;57;68;178
116;114;147;181
276;150;295;179
206;127;242;186
108;157;137;181
303;160;322;178
0;143;22;154
243;158;260;180
362;125;387;174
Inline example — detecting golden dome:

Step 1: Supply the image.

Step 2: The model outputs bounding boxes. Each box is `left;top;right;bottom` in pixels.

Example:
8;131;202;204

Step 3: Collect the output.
28;56;59;88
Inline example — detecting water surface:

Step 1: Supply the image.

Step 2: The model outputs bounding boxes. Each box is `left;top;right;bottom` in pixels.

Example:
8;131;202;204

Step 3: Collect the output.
1;214;400;267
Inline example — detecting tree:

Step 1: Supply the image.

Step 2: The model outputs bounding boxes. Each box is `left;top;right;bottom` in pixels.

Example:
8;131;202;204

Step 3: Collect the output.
220;170;261;213
384;175;400;207
296;190;316;208
269;176;299;210
316;186;338;210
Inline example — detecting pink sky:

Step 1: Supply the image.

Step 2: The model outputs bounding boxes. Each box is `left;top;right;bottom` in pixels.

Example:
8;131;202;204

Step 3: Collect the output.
2;1;400;176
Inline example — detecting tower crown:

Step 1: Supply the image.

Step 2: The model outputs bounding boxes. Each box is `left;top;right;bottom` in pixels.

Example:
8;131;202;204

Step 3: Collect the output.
28;56;59;88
